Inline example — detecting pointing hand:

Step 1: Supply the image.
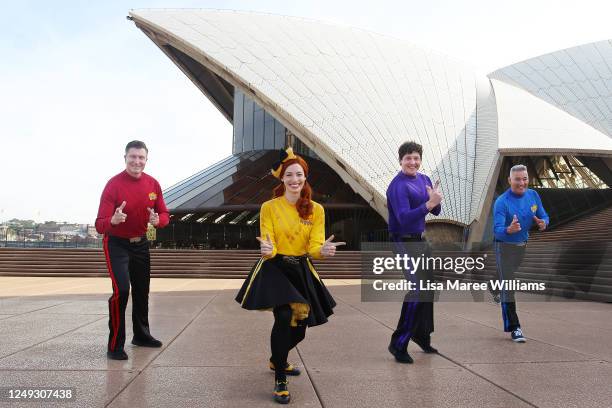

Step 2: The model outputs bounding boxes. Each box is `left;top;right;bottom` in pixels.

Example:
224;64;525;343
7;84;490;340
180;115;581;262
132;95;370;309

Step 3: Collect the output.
320;234;346;257
256;233;274;257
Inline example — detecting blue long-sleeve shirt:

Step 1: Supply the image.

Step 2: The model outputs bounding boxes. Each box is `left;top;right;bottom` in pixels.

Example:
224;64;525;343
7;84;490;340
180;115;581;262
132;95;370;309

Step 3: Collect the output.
493;188;549;243
387;171;441;235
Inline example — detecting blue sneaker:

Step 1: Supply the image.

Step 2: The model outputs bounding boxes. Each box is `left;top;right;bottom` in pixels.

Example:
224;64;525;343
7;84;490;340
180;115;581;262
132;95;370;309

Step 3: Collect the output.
511;328;526;343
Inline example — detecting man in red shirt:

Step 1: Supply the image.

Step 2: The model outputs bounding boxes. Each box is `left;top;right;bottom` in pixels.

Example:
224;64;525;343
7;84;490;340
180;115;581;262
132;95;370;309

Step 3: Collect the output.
95;140;169;360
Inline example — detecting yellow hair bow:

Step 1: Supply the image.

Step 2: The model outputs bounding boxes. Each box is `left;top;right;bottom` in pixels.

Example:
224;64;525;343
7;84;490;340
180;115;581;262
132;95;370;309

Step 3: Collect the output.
271;147;297;179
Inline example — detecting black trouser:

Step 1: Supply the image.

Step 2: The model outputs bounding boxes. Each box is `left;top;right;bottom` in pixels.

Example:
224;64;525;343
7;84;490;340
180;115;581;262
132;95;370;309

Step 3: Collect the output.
391;299;434;350
103;235;152;352
390;236;434;351
271;305;306;381
494;241;526;332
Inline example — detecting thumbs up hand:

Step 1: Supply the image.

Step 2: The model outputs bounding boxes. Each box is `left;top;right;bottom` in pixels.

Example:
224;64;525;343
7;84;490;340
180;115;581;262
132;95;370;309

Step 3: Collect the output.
533;215;546;231
506;214;521;234
148;207;160;227
111;201;127;226
256;233;274;257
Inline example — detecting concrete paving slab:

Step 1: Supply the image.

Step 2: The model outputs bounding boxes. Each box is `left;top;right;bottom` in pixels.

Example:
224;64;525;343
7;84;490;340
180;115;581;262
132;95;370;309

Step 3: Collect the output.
0;297;68;314
308;367;532;408
0;277;104;297
147;294;216;318
1;278;611;407
149;279;243;292
298;303;455;370
519;322;612;362
39;300;108;315
37;293;216;318
433;314;597;364
302;289;598;365
152;294;303;368
517;306;612;332
107;366;322;408
467;361;612;408
0;314;194;371
0;313;103;359
0;278;244;297
0;369;137;408
326;291;404;328
436;302;612;362
352;299;605;363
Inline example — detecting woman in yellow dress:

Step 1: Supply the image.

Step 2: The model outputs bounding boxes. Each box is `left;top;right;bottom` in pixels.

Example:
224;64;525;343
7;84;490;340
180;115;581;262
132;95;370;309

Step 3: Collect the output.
235;147;343;404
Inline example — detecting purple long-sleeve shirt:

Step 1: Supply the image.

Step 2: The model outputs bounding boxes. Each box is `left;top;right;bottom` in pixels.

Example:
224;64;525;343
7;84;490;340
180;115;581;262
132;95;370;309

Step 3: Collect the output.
387;171;441;235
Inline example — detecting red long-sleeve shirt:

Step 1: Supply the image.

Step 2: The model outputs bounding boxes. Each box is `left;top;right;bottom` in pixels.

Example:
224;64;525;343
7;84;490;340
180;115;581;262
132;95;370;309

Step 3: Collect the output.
95;171;170;238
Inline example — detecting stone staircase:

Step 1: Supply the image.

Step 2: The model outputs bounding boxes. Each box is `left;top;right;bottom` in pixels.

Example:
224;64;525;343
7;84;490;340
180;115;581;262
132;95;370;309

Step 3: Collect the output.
0;249;362;279
1;206;610;301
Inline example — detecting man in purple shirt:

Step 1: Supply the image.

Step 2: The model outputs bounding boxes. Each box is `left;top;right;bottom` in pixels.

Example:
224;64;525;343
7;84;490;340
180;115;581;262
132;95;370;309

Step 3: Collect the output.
387;141;442;364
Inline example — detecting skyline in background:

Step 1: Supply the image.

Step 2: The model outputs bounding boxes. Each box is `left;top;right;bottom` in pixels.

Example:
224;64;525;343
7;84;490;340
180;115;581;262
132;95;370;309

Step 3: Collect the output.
2;0;611;223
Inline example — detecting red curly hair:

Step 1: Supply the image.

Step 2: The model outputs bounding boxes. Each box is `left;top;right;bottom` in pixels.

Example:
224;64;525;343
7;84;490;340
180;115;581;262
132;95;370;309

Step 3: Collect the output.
273;157;314;220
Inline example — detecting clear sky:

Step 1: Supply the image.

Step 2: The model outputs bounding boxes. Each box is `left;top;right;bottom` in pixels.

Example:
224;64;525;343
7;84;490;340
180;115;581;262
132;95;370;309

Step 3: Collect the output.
1;0;610;224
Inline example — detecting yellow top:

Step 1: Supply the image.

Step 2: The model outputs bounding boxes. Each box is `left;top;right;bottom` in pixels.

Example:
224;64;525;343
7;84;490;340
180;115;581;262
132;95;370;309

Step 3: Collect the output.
259;196;325;260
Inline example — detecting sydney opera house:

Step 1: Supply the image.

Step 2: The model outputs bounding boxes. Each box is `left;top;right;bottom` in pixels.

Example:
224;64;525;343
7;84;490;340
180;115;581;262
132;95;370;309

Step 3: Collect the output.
128;9;612;250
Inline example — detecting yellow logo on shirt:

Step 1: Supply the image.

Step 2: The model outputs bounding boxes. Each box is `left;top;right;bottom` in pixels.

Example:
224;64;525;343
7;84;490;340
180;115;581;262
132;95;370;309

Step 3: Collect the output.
148;192;157;201
531;204;538;213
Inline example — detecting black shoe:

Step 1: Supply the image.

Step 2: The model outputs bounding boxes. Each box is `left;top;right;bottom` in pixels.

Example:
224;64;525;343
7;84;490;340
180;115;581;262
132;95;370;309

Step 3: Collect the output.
388;344;413;363
411;336;438;353
269;360;302;376
273;380;290;404
107;349;128;360
131;336;162;348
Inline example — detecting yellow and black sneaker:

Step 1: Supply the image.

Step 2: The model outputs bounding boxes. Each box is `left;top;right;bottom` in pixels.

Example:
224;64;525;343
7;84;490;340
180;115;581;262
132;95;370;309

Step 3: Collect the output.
273;380;290;404
269;360;301;376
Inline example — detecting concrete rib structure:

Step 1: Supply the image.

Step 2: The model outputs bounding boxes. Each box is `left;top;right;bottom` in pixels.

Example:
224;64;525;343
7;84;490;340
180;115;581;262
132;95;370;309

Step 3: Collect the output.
128;8;611;240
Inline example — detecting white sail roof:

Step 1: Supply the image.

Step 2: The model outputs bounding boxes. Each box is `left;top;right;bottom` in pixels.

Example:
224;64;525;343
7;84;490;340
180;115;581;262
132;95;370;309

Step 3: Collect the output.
490;40;612;139
129;9;612;227
492;78;612;154
130;9;485;225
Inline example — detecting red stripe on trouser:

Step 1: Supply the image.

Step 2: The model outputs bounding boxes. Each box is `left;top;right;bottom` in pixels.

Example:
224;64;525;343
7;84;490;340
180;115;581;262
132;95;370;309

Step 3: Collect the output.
103;235;120;351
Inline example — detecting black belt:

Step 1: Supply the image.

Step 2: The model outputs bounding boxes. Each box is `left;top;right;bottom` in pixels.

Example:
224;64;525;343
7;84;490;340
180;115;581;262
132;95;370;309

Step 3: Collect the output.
391;233;423;242
110;235;147;244
277;254;307;265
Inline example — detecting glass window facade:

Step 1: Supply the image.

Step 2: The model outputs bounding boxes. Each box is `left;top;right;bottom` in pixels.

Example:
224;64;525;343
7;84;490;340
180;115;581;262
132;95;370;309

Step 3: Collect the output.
233;89;287;154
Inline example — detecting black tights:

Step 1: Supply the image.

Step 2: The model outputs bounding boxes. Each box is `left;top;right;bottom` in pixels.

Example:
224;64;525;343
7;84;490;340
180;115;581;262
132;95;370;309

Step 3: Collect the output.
271;304;307;381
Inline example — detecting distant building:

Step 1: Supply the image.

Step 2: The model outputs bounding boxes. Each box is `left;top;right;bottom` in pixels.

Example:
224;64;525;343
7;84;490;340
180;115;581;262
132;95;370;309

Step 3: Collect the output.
86;225;98;238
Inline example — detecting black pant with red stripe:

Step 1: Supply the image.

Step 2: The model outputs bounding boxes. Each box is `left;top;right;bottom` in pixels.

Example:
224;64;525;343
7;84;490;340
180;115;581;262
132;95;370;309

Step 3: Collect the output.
103;235;153;352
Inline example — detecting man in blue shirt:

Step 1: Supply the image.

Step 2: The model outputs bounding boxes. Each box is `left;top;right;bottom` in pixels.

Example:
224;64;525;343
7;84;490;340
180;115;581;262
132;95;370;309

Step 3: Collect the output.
493;164;549;342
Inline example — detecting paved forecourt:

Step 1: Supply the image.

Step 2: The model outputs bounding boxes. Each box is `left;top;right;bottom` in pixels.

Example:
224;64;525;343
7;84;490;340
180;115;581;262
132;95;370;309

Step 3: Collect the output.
0;277;611;407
